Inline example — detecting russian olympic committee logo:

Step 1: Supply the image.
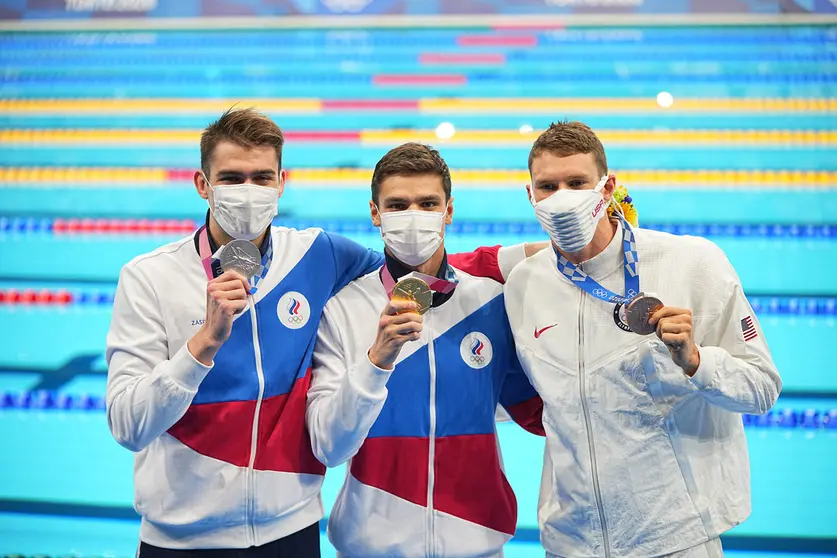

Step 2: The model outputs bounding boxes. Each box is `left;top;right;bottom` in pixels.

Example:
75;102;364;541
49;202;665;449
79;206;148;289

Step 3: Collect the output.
277;291;310;330
460;332;493;370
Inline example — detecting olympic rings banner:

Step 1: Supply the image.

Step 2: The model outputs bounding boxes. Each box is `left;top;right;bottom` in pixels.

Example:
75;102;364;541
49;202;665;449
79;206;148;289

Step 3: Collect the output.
0;0;835;19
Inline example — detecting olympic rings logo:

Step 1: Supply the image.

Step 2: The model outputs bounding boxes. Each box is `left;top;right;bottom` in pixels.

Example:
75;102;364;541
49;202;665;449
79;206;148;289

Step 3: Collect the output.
592;288;608;298
279;292;310;329
470;355;485;364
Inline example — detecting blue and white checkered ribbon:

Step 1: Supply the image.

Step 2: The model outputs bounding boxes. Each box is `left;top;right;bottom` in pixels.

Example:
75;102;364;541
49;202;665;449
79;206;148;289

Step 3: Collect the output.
247;234;273;296
554;213;640;305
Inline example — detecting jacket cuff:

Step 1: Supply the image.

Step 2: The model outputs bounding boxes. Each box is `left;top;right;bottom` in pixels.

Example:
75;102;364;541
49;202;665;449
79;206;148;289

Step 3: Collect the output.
498;243;527;281
348;352;394;400
170;343;214;392
688;345;717;390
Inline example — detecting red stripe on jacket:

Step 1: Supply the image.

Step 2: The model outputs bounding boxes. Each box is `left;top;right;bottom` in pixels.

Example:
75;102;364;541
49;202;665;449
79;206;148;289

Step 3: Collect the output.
169;370;325;475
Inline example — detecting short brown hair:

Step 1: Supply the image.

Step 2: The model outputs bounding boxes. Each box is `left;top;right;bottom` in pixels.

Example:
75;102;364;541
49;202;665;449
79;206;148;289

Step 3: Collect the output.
528;121;607;176
200;107;285;175
371;142;452;203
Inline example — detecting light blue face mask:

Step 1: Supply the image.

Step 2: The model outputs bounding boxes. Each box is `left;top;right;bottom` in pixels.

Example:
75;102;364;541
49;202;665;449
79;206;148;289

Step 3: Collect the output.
532;175;610;253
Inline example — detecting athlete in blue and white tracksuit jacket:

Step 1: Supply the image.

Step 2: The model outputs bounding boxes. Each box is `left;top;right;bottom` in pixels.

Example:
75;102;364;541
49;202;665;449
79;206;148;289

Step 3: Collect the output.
105;212;526;549
307;252;544;558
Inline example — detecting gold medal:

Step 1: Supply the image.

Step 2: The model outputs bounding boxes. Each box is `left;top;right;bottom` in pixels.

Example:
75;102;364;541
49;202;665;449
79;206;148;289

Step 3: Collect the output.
391;277;432;315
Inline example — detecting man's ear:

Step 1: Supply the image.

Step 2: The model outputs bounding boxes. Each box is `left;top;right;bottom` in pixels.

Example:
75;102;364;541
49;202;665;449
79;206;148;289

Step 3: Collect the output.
370;200;381;227
277;168;286;198
602;174;616;202
195;170;210;201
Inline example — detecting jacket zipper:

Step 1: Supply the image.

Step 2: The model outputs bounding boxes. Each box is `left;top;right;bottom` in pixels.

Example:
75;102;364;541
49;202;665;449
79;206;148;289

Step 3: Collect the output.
426;314;438;558
246;295;266;546
576;285;611;557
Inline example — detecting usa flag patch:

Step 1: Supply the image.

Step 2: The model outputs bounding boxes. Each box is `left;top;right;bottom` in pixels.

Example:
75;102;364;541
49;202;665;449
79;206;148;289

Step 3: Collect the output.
741;316;758;341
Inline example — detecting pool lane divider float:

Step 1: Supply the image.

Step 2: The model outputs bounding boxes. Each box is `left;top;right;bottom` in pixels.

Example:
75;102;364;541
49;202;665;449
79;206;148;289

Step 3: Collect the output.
0;98;835;115
1;389;835;429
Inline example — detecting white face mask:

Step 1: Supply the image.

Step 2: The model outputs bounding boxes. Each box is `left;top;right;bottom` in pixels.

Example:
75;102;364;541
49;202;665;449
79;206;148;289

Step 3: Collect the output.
205;175;279;241
379;209;446;267
532;175;610;253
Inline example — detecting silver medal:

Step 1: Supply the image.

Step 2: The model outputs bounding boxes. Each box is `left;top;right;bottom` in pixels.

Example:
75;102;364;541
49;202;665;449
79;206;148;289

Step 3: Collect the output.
219;239;262;278
625;294;664;336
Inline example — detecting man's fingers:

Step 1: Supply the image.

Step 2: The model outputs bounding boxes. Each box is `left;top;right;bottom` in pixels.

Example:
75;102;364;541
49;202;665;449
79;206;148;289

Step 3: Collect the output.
383;312;423;326
212;271;251;293
213;290;249;302
648;306;692;325
216;269;248;283
385;299;418;316
658;321;692;335
393;321;423;336
209;279;250;293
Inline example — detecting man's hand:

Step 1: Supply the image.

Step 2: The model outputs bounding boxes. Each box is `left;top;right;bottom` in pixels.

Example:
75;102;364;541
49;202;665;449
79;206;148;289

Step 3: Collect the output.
368;300;423;371
188;271;250;366
648;306;700;377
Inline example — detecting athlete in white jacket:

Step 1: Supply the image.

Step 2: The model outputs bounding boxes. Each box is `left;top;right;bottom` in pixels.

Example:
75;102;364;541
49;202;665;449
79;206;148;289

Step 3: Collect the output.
504;122;782;558
105;109;542;556
306;143;545;558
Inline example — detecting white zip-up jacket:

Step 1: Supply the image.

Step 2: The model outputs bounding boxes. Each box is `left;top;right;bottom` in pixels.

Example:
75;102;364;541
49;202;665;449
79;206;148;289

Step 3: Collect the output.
307;263;544;558
105;221;522;549
504;223;781;558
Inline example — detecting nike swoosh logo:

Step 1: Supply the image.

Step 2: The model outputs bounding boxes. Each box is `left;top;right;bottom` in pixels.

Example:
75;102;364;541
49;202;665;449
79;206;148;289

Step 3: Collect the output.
534;324;558;339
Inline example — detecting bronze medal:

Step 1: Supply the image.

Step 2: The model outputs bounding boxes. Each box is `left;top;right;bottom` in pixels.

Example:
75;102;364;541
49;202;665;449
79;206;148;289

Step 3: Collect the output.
625;294;664;336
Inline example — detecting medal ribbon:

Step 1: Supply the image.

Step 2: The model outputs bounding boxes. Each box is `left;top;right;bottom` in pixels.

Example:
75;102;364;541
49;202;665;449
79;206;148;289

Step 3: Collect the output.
381;264;458;298
197;226;218;281
197;226;273;295
554;213;640;305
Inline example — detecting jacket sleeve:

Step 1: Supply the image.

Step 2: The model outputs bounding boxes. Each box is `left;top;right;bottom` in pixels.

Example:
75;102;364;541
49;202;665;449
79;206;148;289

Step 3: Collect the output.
448;244;528;284
498;349;545;436
326;232;385;294
306;303;393;467
105;263;212;452
689;251;782;415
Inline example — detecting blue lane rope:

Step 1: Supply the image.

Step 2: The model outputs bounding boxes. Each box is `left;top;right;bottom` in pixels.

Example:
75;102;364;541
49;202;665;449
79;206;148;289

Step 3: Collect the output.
1;390;834;429
1;217;836;239
1;290;836;314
